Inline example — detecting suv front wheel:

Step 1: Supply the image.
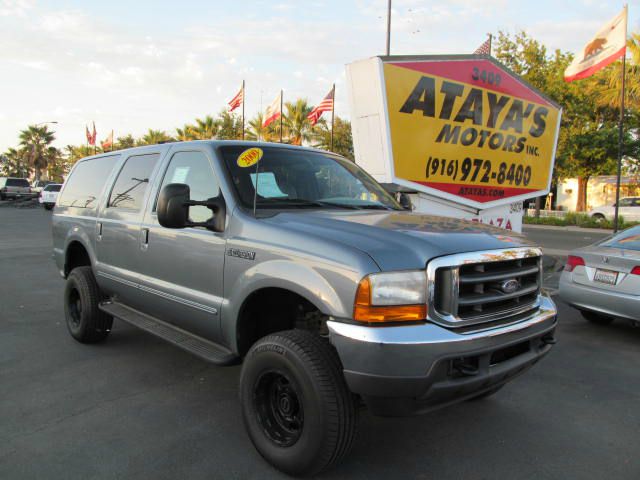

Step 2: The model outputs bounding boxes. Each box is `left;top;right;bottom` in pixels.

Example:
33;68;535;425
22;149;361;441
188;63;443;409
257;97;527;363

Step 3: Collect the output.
240;329;358;476
64;266;113;343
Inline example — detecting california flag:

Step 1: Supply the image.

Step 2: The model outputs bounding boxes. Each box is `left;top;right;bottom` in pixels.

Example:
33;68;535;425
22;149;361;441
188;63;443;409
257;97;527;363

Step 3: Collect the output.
262;91;282;128
564;6;627;82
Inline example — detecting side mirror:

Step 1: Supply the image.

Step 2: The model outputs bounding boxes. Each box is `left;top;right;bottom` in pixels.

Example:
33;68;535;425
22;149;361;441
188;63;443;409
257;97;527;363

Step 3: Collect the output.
157;183;226;232
157;183;190;228
396;192;413;210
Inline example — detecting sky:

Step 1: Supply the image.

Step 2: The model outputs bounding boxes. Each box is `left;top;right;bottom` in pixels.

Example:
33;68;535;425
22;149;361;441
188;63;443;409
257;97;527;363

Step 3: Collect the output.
1;0;638;150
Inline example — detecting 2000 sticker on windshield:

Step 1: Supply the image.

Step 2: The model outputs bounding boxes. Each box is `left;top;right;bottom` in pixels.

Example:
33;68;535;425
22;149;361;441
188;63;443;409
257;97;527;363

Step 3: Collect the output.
237;147;263;168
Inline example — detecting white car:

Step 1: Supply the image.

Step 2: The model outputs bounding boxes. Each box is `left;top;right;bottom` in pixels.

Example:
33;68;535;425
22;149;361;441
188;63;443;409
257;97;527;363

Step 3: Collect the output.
39;183;62;210
589;197;640;222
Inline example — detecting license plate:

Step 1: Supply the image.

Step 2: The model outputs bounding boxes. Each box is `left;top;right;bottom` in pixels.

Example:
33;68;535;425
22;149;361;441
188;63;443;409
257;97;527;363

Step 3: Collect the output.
594;269;618;285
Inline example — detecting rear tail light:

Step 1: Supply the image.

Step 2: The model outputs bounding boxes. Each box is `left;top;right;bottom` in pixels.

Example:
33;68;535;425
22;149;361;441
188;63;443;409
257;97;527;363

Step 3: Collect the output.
630;266;640;275
565;255;585;272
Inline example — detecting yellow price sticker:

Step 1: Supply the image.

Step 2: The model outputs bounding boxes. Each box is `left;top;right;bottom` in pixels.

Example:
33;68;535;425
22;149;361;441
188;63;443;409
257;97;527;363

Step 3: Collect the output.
237;147;263;168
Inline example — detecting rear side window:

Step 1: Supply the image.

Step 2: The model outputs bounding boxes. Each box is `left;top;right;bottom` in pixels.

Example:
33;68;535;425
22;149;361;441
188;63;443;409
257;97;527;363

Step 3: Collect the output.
7;178;29;187
58;156;119;208
109;154;160;210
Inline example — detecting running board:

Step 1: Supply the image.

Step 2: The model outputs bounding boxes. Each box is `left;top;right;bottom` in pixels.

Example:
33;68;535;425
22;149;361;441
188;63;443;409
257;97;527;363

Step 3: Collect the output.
99;301;238;366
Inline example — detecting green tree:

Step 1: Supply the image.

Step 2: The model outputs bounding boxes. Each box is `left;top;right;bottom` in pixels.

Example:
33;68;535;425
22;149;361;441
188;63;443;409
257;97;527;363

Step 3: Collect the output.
138;129;173;146
115;134;136;150
1;147;30;177
311;117;354;160
246;112;273;141
18;124;56;180
175;125;196;141
190;116;219;140
494;31;640;211
283;99;313;145
216;110;243;140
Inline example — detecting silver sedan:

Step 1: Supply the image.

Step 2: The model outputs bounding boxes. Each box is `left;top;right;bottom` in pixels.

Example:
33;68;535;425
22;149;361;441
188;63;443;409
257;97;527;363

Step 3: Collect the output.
559;225;640;326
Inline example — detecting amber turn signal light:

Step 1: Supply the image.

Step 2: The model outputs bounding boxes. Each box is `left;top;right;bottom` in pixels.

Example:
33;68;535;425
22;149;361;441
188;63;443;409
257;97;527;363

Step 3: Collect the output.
353;277;427;323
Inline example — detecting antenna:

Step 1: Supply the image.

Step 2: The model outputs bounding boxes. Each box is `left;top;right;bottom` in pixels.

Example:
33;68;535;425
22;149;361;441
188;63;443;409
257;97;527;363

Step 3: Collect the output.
252;158;260;218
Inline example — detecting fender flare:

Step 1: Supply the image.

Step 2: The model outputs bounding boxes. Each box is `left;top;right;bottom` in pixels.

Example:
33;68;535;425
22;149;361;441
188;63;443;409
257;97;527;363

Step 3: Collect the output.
222;259;354;350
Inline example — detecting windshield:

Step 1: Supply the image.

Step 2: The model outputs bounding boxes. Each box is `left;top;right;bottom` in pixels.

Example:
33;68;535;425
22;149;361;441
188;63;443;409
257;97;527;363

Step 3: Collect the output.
598;226;640;252
219;146;401;210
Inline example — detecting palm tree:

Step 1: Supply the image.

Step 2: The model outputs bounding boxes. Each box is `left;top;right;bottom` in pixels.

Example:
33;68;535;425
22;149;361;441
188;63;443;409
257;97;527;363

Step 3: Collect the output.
596;33;640;109
216;110;243;140
175;125;196;141
246;113;270;141
189;116;219;140
283;99;313;145
138;129;173;145
116;134;136;150
1;147;30;177
18;124;56;180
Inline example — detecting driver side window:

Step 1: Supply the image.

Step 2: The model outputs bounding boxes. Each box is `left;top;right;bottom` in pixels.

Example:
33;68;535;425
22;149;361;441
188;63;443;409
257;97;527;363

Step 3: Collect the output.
158;151;220;223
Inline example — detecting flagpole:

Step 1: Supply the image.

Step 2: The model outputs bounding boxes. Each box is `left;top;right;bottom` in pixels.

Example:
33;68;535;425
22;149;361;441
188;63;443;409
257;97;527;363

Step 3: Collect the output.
613;45;627;233
330;83;335;152
613;4;628;233
241;80;245;140
279;89;283;143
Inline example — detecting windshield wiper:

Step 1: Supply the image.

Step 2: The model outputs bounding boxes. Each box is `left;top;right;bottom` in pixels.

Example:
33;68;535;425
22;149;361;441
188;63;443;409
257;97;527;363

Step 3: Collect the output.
256;198;361;209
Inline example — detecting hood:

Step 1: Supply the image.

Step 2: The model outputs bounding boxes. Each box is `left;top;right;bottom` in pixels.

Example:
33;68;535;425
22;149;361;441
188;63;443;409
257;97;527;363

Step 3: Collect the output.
264;210;535;271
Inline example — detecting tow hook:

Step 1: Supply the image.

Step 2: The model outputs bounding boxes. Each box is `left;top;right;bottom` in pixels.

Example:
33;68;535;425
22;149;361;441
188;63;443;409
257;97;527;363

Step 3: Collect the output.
452;359;479;376
541;334;556;345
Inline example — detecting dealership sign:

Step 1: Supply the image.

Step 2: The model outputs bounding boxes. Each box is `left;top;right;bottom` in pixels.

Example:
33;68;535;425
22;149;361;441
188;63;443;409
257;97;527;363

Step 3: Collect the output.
378;56;562;208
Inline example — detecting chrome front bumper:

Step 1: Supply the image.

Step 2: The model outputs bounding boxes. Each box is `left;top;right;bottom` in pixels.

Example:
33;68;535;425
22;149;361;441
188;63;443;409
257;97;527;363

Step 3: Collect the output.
328;294;557;416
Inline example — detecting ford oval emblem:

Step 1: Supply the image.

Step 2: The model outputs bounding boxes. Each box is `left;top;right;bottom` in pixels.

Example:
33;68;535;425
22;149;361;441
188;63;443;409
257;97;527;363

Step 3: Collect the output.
501;279;520;294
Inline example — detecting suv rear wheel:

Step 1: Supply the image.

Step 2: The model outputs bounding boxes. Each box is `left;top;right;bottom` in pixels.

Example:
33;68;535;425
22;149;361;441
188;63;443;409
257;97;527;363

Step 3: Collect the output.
64;266;113;343
240;329;358;476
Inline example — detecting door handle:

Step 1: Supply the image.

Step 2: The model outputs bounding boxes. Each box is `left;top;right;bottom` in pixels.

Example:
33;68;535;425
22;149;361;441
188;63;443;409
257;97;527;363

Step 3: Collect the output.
140;228;149;250
96;222;103;241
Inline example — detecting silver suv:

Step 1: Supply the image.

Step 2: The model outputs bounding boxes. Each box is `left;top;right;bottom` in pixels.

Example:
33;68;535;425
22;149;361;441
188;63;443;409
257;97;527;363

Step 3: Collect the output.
52;141;557;476
0;177;31;200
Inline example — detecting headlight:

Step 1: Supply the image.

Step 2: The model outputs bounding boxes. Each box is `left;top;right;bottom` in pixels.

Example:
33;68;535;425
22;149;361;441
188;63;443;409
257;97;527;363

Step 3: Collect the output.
354;271;427;323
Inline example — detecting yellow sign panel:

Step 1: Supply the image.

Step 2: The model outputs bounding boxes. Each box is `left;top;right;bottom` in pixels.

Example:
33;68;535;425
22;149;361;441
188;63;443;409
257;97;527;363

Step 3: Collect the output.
383;59;561;204
237;147;263;168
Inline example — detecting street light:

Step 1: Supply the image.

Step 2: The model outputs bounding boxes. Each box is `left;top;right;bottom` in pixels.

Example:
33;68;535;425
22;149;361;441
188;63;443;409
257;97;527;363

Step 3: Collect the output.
385;0;392;56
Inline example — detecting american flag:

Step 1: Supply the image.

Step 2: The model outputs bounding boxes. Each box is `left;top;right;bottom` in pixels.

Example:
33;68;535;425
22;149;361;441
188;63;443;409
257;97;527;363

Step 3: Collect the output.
228;84;244;112
474;36;492;56
307;86;335;126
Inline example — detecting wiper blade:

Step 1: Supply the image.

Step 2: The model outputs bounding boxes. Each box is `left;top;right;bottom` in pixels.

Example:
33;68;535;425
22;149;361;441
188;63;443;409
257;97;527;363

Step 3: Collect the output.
256;198;360;209
357;204;394;210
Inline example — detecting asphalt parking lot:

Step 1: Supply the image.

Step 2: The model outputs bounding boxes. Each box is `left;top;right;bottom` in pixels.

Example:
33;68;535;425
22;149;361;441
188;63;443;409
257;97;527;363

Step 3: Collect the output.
1;206;639;479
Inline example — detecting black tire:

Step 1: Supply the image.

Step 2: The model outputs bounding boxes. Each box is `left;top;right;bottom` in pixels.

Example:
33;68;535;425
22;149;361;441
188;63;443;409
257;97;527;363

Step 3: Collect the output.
0;193;5;200
44;203;53;210
240;329;358;476
468;385;504;401
64;266;113;343
580;310;614;325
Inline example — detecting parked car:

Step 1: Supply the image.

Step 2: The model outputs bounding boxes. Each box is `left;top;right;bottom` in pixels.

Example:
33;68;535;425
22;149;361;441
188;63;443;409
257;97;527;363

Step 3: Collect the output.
0;177;31;200
589;197;640;222
559;225;640;326
31;179;53;194
39;183;62;210
52;141;557;476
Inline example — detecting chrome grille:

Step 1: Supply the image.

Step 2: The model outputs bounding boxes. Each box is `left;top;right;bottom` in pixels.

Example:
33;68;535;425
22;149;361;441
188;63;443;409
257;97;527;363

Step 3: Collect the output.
427;248;543;328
